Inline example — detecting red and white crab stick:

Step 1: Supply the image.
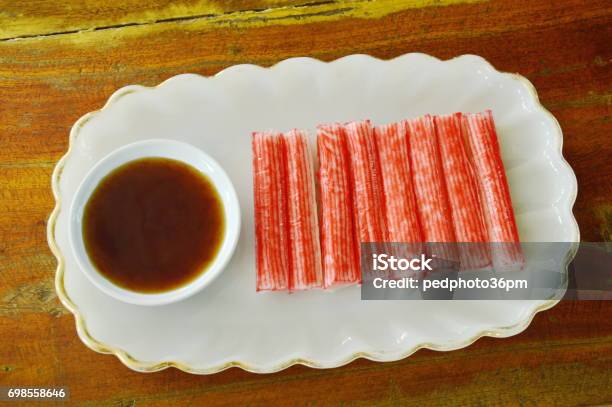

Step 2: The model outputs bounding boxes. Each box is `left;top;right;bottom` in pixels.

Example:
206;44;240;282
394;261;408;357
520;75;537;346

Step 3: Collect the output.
406;115;457;262
345;120;387;254
374;121;422;256
283;129;323;290
317;124;360;287
252;131;290;290
435;113;491;269
463;110;523;271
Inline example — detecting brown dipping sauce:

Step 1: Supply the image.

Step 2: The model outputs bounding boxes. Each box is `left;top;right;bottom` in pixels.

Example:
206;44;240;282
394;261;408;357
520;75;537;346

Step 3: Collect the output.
83;158;225;293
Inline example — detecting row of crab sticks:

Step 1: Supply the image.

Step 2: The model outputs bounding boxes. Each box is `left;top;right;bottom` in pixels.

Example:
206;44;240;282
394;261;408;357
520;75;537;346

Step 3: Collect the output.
253;110;522;290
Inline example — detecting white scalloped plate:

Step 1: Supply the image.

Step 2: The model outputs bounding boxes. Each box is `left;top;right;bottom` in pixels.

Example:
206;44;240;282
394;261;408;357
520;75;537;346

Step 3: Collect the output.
49;54;579;374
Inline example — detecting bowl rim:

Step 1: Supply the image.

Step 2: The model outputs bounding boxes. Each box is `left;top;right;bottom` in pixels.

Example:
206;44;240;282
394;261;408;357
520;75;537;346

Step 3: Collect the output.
67;138;242;306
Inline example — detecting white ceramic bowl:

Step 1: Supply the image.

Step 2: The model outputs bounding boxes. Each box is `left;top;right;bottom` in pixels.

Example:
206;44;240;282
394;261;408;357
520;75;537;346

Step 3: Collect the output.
68;139;241;306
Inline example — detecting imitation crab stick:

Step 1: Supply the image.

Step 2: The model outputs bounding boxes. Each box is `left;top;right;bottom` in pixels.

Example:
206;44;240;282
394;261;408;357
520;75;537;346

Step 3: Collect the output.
374;122;422;255
283;129;323;290
406;115;458;263
434;113;491;269
252;131;289;290
345;120;387;250
317;124;360;287
463;111;523;271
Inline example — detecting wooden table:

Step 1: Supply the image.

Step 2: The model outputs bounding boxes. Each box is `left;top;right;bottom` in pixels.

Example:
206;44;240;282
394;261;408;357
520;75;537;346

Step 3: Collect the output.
1;1;610;405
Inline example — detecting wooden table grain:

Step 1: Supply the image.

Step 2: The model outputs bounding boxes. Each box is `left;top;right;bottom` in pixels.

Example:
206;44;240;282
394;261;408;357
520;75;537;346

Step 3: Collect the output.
1;1;611;405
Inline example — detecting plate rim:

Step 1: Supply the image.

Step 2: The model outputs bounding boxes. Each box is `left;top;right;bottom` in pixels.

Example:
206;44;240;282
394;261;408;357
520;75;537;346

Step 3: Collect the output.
47;53;580;374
